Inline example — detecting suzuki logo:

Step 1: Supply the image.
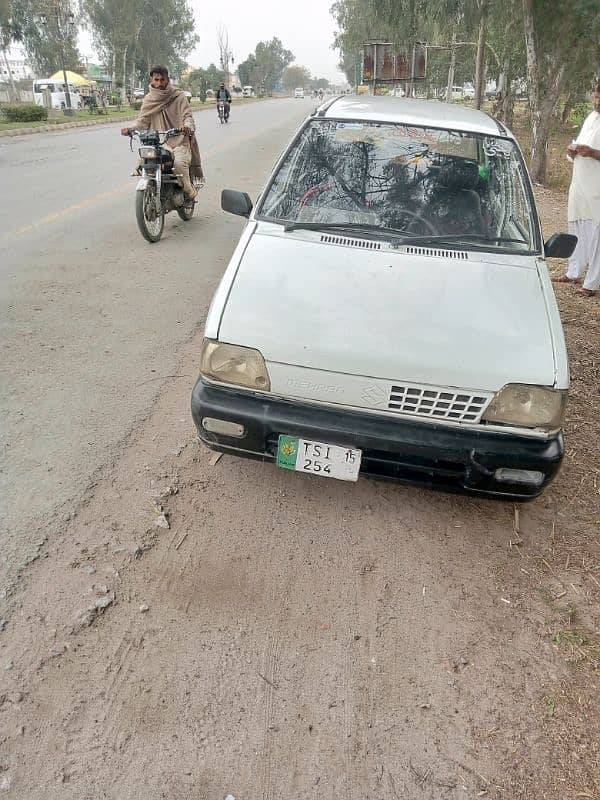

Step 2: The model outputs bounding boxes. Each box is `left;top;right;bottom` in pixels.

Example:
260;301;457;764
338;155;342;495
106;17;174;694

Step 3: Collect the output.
362;384;386;405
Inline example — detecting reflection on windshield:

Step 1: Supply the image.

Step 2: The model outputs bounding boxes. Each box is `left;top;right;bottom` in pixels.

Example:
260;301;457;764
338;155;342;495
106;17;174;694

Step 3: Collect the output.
260;120;537;251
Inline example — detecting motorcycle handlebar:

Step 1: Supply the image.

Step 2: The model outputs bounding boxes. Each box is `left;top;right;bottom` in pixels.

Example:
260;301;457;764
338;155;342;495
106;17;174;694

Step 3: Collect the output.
128;127;183;139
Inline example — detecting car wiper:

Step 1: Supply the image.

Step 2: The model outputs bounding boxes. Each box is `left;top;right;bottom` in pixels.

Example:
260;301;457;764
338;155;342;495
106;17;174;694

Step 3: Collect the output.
390;234;528;248
283;221;384;233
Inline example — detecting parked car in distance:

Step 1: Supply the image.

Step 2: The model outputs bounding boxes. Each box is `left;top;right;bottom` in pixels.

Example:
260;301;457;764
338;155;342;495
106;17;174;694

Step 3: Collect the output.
192;96;576;500
441;85;464;100
242;85;254;98
294;87;305;98
133;87;145;99
462;83;475;100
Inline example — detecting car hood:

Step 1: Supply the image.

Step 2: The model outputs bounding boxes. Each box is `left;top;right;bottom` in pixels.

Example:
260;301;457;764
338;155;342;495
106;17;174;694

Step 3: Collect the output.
217;231;556;392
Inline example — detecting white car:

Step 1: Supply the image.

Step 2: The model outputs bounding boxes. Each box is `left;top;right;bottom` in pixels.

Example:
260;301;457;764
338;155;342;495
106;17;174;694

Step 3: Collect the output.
294;87;305;99
192;96;576;499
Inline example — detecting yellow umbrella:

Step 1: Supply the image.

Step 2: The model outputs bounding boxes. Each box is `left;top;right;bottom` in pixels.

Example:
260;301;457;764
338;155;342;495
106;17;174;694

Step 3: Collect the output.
49;69;95;87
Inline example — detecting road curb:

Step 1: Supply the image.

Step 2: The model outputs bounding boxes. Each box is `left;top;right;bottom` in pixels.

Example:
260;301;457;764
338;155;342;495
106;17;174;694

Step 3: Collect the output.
0;115;136;138
0;97;268;138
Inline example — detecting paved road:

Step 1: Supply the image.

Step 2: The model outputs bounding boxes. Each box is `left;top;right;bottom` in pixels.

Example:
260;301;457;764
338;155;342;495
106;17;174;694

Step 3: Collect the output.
0;97;313;599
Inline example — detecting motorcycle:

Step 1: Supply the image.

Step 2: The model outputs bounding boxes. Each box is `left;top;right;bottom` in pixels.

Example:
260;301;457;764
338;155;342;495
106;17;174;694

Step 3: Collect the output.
217;100;229;123
128;128;196;243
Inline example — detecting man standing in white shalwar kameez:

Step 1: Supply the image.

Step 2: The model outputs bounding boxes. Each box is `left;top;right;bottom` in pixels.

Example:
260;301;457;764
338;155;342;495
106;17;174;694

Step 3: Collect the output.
554;83;600;297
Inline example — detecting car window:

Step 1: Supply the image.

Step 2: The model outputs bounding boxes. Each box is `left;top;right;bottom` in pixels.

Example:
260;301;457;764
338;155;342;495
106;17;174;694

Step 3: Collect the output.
259;119;538;252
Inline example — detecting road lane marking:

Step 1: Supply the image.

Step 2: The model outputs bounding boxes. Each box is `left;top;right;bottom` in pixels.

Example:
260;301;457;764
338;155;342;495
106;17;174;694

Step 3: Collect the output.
1;181;132;242
1;109;301;242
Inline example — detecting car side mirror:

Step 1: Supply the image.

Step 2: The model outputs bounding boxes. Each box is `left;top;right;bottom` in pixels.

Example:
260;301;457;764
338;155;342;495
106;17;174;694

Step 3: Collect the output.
544;232;577;259
221;189;253;218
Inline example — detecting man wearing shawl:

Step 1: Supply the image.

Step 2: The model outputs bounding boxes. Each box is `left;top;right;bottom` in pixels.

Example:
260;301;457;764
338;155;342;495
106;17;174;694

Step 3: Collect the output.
122;65;204;199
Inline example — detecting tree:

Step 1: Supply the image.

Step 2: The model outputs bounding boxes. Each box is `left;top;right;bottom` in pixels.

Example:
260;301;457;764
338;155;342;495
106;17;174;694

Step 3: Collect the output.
3;0;79;77
204;62;226;91
237;53;256;87
82;0;198;93
237;37;293;94
523;0;599;182
283;64;311;90
217;23;233;77
311;76;331;90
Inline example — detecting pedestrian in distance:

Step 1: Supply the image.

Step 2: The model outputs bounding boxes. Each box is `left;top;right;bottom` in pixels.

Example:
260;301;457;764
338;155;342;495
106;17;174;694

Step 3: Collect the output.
553;81;600;297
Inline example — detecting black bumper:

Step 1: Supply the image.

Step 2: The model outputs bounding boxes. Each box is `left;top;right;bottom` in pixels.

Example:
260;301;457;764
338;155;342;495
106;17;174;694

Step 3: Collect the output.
191;380;564;500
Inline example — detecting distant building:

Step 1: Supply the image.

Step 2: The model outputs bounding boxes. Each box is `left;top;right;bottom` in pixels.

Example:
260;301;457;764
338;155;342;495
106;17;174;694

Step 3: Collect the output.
1;47;34;81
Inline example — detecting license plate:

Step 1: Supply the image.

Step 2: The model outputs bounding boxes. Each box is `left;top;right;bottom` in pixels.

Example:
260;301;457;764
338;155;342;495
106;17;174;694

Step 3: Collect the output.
277;436;362;482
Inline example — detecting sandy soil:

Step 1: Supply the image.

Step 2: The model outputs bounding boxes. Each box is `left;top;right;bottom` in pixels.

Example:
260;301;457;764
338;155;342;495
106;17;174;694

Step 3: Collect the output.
0;189;598;800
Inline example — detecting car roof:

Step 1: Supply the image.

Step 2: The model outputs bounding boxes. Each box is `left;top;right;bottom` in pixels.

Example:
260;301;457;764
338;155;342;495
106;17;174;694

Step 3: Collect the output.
317;95;508;138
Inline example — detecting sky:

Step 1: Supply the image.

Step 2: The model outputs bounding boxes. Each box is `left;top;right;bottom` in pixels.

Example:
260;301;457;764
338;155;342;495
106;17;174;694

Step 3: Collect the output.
75;0;346;85
188;0;345;84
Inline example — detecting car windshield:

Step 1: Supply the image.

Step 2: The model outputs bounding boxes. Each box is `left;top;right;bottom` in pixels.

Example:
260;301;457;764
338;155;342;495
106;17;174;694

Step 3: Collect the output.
259;119;539;252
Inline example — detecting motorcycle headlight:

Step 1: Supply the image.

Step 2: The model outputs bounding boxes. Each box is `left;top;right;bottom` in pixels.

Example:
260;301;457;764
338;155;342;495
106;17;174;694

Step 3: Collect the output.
482;384;567;431
200;340;271;391
138;146;155;158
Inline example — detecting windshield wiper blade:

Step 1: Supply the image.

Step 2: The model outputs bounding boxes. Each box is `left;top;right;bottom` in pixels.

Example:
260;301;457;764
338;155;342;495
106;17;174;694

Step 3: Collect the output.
283;221;383;233
390;234;528;247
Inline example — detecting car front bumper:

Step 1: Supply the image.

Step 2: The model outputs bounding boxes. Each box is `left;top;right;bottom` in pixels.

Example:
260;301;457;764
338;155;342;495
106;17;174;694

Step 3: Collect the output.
191;380;564;500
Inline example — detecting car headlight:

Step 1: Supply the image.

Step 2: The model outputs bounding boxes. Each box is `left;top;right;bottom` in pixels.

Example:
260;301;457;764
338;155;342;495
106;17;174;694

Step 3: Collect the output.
200;340;271;391
482;384;567;431
138;146;156;158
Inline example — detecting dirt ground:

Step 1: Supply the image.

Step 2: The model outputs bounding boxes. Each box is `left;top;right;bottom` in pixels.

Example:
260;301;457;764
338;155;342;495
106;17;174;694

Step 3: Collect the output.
1;182;599;797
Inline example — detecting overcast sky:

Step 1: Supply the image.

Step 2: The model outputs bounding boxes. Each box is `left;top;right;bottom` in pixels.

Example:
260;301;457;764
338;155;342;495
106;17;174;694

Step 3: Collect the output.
75;0;345;84
188;0;344;83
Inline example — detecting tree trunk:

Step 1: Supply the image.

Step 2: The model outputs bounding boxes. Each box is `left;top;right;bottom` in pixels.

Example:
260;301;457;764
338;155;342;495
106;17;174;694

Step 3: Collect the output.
2;49;18;102
408;0;417;98
121;47;128;102
446;32;457;101
111;48;116;90
474;0;488;109
529;107;550;183
523;0;569;182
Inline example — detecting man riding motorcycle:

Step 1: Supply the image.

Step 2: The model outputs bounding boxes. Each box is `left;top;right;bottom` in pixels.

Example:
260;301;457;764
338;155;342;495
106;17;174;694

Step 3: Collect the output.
121;65;204;199
216;83;231;121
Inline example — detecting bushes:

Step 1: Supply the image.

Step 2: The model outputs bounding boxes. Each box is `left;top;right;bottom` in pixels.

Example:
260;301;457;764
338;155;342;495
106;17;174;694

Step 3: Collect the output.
131;100;142;111
0;103;49;122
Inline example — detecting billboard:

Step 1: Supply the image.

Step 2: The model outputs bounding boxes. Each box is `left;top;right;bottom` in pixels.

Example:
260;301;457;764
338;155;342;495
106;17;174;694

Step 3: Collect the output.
362;42;427;82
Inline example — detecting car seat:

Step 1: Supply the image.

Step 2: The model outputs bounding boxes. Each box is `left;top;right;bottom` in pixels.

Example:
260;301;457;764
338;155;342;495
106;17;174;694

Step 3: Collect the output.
426;159;489;236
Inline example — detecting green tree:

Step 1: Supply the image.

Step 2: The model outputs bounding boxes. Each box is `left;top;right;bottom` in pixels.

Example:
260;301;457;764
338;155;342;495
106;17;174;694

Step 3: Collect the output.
237;37;293;94
237;53;256;87
3;0;79;77
283;64;311;90
82;0;198;93
523;0;600;182
311;77;331;90
181;65;208;100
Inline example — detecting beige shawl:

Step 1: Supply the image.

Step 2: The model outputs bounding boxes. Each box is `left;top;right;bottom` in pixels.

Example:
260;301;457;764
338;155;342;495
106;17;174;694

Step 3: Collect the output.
134;83;203;179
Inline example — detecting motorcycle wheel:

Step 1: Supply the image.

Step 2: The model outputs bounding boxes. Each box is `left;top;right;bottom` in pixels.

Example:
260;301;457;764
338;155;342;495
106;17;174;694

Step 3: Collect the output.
135;184;164;243
177;197;195;221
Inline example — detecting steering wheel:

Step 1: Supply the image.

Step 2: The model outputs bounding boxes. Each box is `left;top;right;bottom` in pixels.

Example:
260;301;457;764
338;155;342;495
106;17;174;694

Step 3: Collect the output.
397;208;439;236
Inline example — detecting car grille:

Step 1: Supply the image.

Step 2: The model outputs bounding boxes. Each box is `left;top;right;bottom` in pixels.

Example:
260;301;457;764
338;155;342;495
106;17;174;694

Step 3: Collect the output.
388;384;491;422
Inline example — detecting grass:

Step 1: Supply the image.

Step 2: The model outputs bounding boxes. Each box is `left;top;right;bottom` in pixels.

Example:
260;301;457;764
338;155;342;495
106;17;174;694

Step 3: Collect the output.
0;95;265;132
0;106;135;131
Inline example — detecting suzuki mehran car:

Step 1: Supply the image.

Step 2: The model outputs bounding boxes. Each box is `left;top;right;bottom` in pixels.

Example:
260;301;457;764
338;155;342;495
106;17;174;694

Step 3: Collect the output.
191;96;576;499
